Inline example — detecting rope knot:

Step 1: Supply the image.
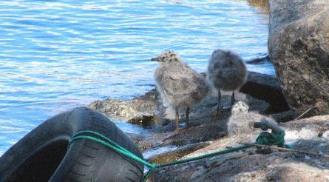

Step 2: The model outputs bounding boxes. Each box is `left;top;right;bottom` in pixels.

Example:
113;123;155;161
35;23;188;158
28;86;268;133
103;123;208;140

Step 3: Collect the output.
255;130;285;147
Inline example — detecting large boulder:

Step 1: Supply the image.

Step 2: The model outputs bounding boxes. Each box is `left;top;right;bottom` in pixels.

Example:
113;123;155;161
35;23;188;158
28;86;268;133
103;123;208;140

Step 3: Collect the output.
268;0;329;115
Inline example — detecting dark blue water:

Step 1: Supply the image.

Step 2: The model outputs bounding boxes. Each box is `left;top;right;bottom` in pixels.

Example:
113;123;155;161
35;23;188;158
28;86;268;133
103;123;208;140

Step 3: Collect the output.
0;0;272;155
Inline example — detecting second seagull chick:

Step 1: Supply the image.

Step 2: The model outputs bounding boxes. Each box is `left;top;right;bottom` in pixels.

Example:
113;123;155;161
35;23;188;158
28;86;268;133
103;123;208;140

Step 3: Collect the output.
207;49;247;116
152;51;209;131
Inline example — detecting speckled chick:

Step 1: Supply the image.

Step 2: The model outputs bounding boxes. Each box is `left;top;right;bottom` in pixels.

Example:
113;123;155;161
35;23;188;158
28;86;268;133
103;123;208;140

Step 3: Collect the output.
152;51;209;131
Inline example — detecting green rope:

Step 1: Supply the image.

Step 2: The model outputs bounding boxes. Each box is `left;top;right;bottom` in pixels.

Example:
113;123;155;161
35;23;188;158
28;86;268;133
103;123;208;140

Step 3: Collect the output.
156;145;252;168
71;131;156;169
70;130;285;181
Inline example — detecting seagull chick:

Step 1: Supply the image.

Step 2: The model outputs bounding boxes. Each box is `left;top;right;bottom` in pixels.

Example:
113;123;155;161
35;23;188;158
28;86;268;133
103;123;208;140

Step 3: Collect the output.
152;51;209;131
207;49;247;116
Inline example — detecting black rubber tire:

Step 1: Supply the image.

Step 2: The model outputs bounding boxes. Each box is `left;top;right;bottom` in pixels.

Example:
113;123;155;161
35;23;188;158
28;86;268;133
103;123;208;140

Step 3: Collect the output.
0;107;144;182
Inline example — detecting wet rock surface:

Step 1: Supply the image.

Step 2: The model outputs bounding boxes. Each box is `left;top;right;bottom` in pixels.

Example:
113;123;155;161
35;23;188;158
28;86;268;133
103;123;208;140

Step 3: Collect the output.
147;142;210;164
246;55;270;65
89;88;159;123
268;0;329;115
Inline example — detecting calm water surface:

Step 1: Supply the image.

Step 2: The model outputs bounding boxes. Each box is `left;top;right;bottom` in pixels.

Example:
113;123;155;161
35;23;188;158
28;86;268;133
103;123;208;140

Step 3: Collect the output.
0;0;272;155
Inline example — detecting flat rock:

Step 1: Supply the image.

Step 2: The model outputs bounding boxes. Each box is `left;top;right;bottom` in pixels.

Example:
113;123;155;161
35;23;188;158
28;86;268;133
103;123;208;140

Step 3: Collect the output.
89;88;159;122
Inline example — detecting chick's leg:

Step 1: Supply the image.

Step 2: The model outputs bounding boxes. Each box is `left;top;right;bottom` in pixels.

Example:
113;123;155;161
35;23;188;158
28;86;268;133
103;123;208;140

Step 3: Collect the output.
175;108;180;131
231;91;236;106
185;107;190;128
216;90;223;117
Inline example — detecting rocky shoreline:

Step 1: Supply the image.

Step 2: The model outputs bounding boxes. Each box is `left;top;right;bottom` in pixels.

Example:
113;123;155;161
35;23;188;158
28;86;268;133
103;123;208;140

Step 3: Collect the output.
89;70;329;181
89;0;329;181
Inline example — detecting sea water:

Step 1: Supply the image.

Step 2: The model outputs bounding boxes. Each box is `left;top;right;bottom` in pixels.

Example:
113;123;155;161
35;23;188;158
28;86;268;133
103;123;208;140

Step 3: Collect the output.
0;0;272;155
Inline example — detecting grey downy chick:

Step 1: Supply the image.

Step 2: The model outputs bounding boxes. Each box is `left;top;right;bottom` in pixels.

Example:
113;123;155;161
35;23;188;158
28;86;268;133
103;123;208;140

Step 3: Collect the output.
207;49;247;115
152;51;209;131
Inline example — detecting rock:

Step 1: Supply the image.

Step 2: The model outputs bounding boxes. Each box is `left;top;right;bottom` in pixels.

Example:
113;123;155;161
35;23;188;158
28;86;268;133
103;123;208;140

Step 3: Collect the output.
127;132;173;152
240;71;289;113
246;55;270;64
270;110;296;123
147;142;210;164
152;146;325;182
247;0;269;14
126;133;155;152
268;0;329;115
282;115;329;132
266;163;329;182
282;115;329;152
163;124;227;146
89;88;160;121
151;115;329;181
128;115;155;128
